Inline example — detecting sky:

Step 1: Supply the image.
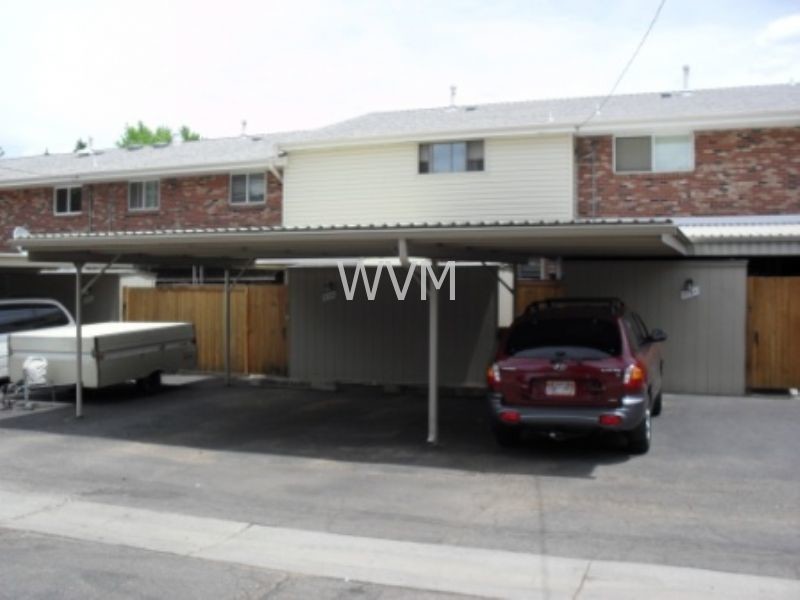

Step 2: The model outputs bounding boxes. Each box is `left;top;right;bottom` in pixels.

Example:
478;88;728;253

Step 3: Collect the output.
1;0;798;157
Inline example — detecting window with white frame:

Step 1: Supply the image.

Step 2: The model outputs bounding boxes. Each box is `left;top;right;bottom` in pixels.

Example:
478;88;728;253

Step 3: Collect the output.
53;186;82;215
419;140;484;173
614;134;694;173
230;173;266;204
128;180;160;211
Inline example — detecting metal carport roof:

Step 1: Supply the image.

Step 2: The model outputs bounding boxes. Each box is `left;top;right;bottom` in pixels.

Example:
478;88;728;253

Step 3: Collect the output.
16;219;687;265
11;218;687;442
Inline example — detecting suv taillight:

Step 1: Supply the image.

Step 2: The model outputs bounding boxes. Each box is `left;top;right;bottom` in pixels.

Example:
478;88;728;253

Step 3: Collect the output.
486;363;501;391
623;362;646;393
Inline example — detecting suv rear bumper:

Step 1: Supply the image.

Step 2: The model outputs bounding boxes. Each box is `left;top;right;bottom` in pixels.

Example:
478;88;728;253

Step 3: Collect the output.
488;392;647;432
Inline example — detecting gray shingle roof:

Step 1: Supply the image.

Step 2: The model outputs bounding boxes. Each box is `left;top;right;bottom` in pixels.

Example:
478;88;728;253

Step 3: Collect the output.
0;131;306;185
2;83;798;185
288;83;800;144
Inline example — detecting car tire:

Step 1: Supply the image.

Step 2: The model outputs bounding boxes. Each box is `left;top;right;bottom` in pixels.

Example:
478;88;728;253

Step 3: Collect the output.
136;371;162;394
626;409;651;455
652;392;663;416
492;424;522;448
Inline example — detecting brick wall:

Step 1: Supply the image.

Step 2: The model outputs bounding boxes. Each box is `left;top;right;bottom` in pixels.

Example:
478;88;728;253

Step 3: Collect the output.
576;128;800;217
0;171;282;248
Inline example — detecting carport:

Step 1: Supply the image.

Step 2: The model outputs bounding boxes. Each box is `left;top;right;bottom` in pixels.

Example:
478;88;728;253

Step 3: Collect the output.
15;219;688;443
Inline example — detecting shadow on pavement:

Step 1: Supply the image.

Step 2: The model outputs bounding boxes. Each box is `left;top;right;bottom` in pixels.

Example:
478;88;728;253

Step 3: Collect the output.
0;377;630;478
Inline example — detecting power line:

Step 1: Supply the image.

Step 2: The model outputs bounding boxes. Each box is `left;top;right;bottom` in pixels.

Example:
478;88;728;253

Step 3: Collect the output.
578;0;668;130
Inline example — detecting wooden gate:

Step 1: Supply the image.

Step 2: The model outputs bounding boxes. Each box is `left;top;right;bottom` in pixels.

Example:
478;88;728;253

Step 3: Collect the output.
747;277;800;389
123;285;287;375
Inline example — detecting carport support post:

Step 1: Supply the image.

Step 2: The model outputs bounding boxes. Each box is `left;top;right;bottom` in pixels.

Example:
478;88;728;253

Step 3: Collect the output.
74;262;84;418
427;277;439;445
223;268;232;386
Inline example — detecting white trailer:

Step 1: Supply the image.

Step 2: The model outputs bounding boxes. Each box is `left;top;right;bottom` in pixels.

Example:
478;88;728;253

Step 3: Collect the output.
8;322;196;389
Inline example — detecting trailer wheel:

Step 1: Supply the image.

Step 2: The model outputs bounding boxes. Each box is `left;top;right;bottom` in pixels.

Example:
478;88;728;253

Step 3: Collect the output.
136;371;162;394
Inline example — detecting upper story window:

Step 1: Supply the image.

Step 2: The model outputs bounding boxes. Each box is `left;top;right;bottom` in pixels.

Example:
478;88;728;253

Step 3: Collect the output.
614;134;694;173
419;140;484;173
128;180;160;211
230;172;266;204
54;186;82;215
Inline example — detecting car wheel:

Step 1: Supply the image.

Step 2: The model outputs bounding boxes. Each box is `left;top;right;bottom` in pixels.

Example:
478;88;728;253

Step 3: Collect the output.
652;392;663;416
136;371;162;394
492;424;522;448
626;409;651;455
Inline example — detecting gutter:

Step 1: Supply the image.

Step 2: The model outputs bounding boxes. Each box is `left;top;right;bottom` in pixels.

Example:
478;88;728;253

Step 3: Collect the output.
0;157;287;190
17;221;680;250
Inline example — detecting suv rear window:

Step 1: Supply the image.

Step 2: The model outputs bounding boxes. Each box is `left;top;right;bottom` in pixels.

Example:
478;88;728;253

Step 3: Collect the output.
0;304;70;335
505;317;622;359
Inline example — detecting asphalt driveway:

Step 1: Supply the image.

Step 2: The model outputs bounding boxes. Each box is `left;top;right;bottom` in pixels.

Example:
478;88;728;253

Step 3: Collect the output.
0;377;798;596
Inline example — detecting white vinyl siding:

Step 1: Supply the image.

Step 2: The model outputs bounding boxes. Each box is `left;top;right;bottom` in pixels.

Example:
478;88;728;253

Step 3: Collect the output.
284;135;574;226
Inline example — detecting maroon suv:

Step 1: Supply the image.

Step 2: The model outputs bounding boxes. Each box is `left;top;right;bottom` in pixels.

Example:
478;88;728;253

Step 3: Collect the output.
487;298;666;454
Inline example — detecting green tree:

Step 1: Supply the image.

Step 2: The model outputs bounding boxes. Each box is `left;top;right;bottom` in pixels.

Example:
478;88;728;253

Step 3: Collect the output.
117;121;174;147
74;138;87;152
179;125;200;142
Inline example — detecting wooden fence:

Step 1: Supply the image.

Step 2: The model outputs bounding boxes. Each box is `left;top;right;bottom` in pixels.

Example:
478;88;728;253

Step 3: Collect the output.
123;285;287;375
747;277;800;389
514;281;566;316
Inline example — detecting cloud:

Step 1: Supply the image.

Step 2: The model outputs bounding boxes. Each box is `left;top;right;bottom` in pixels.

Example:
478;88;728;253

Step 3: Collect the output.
1;0;799;157
758;13;800;44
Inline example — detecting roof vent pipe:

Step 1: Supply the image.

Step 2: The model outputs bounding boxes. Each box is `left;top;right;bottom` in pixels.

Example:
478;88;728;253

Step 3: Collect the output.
682;65;690;92
241;119;248;136
449;85;457;108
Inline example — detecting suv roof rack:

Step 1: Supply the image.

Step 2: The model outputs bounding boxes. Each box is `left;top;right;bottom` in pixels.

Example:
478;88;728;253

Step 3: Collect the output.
525;297;626;315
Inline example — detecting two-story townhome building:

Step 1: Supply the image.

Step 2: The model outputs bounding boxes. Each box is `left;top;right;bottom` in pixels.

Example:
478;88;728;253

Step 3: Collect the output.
275;84;800;395
2;83;799;395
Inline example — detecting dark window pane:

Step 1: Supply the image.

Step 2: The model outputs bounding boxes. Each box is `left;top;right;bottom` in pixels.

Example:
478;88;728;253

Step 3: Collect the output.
144;181;159;208
615;137;652;172
467;141;484;171
506;317;622;358
623;317;640;351
55;189;68;213
32;306;70;329
248;173;265;203
0;307;37;333
69;187;82;212
0;304;68;334
231;175;247;203
418;144;430;173
129;182;142;209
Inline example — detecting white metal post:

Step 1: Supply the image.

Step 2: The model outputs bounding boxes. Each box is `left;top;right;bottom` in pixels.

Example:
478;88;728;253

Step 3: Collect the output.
74;262;84;418
223;268;231;386
427;277;439;445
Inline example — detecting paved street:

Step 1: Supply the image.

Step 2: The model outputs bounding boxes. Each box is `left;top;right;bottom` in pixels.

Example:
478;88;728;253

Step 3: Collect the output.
0;378;798;598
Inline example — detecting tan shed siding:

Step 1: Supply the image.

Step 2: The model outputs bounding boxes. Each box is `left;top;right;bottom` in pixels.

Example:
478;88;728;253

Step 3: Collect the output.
288;266;497;386
562;260;747;395
283;135;574;226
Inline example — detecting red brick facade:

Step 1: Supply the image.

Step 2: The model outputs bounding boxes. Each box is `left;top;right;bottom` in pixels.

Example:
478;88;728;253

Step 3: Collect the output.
576;128;800;217
0;171;282;248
